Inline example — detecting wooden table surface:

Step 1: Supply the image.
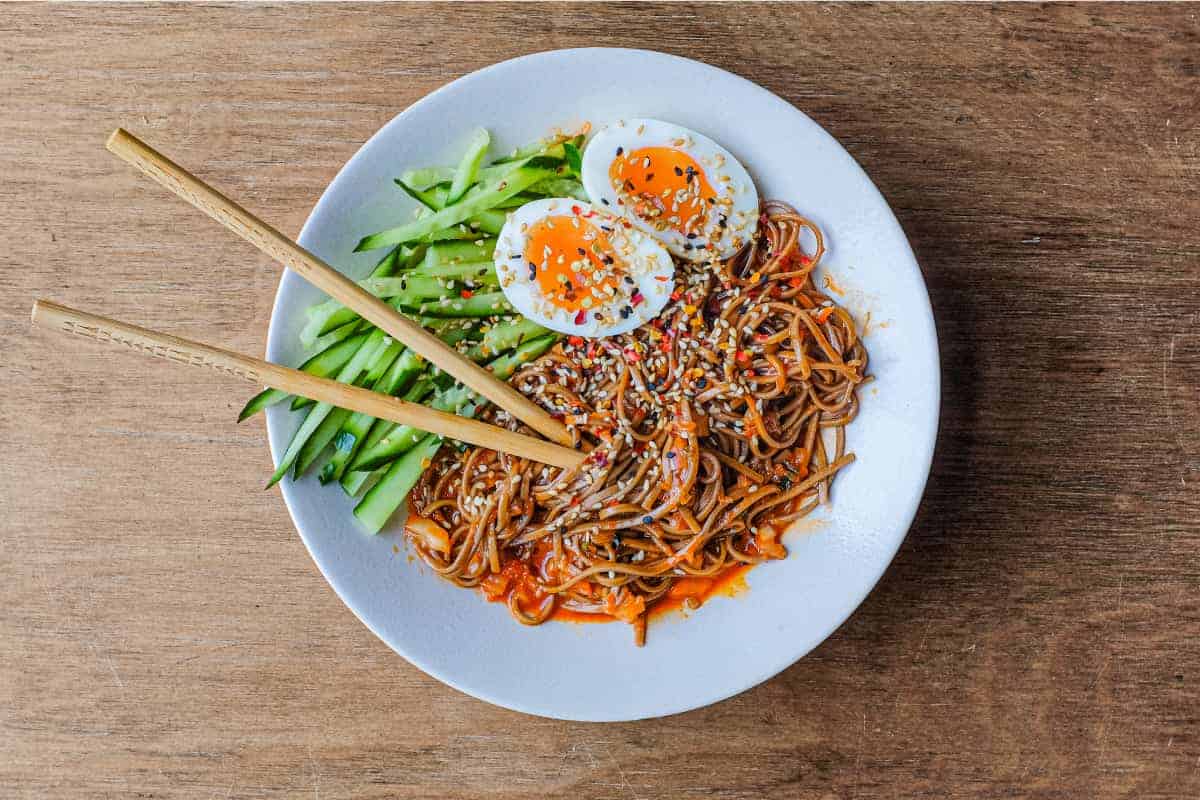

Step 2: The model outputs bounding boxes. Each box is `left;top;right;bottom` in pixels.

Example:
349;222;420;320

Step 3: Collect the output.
3;3;1198;798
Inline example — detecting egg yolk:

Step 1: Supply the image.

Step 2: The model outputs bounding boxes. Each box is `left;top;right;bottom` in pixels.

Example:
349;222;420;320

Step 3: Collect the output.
524;214;620;314
608;147;717;237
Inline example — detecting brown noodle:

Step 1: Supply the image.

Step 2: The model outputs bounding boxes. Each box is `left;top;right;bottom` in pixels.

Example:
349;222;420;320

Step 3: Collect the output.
408;201;869;645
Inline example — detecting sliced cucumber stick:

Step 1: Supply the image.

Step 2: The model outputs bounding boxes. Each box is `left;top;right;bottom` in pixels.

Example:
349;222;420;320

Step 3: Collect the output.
355;158;562;252
320;348;424;484
354;434;444;534
466;318;548;361
409;291;512;317
296;407;353;478
299;246;407;346
422;238;497;267
446;128;490;205
266;329;386;488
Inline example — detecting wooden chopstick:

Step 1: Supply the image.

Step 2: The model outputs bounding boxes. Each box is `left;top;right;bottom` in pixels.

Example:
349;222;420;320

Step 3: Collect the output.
104;128;575;449
31;300;586;471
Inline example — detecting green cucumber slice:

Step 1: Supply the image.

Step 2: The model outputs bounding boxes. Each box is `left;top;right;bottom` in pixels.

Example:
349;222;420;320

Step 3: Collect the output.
353;434;443;534
355;158;562;252
446;128;491;205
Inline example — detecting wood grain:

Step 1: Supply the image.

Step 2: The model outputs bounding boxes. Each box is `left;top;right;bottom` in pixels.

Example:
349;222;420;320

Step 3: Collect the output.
2;3;1198;798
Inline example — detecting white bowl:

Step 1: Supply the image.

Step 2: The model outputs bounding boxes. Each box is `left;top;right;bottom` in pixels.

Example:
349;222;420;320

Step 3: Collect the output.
265;48;939;721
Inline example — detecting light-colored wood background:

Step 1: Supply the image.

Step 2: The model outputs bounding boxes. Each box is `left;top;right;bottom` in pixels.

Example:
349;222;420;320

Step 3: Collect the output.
3;3;1198;798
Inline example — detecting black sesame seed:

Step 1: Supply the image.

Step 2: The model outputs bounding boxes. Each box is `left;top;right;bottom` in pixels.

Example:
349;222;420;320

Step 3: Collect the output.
686;232;698;240
601;225;613;232
619;306;631;319
577;247;586;256
646;173;654;181
642;515;653;524
616;147;624;156
673;166;683;176
623;275;635;284
601;198;610;205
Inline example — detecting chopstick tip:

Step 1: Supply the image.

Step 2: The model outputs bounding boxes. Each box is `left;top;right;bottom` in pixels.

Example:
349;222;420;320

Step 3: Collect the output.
30;298;48;327
105;127;131;153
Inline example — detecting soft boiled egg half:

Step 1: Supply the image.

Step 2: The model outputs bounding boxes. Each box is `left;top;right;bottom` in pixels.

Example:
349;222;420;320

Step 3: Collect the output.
581;119;760;262
494;198;674;337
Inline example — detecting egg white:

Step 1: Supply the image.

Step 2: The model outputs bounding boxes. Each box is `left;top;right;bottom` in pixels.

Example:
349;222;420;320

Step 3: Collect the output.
580;119;760;262
494;198;675;337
